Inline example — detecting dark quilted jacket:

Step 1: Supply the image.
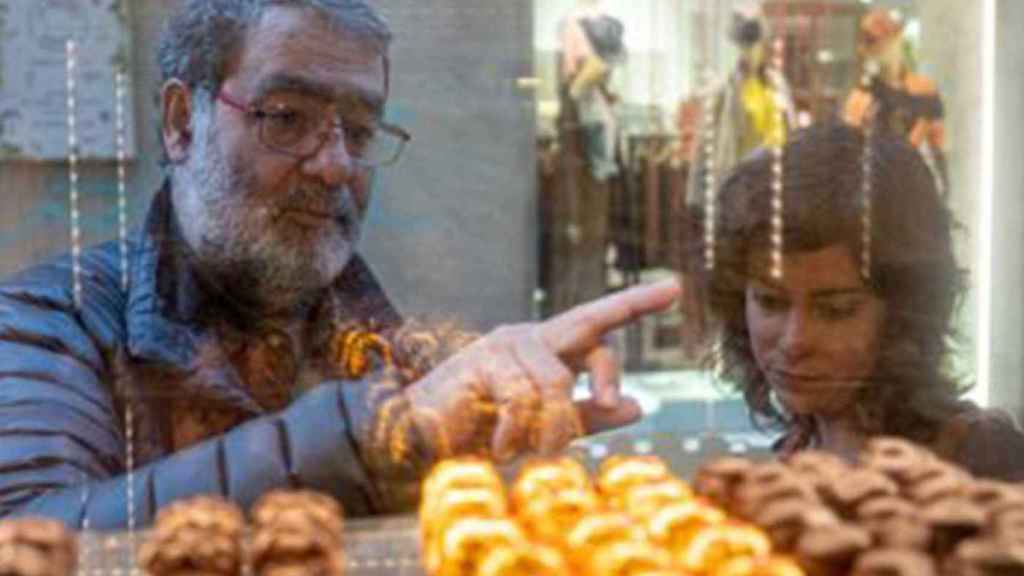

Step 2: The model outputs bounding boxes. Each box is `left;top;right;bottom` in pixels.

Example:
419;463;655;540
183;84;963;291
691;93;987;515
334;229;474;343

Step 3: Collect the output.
0;182;404;528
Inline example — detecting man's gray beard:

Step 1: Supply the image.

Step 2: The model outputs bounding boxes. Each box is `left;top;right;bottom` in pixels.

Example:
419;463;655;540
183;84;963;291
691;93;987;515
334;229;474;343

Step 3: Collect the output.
173;111;360;313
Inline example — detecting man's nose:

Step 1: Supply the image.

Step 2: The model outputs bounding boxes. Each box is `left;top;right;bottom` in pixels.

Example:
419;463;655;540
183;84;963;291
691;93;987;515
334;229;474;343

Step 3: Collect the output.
301;129;356;186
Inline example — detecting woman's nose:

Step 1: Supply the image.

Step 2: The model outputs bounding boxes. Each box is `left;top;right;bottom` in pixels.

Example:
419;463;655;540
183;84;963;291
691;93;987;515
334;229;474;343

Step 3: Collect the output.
780;310;815;360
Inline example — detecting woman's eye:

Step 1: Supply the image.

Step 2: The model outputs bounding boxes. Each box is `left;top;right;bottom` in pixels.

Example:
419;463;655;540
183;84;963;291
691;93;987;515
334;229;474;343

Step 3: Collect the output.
816;300;860;320
753;293;787;312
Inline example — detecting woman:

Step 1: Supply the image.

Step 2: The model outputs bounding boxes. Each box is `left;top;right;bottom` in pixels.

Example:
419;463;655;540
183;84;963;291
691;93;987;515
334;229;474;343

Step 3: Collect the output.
684;123;1024;480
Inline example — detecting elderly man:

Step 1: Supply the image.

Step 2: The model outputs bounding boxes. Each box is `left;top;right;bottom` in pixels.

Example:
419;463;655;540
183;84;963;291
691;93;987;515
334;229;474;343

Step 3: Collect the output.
0;0;678;528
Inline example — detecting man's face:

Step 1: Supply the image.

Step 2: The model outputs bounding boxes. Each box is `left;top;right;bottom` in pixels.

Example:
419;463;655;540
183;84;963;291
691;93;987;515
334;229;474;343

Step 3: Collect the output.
173;6;386;309
745;245;887;419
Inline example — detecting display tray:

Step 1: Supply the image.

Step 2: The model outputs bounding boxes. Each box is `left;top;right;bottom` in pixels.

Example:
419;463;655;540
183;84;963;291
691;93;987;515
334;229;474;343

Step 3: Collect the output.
75;515;423;576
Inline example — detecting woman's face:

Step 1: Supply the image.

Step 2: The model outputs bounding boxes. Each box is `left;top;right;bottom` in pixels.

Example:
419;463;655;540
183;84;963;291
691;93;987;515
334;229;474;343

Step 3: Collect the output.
745;244;887;419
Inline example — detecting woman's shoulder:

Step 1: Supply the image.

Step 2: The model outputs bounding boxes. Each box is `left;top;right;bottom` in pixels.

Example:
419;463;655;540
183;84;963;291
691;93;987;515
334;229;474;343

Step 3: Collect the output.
944;402;1024;482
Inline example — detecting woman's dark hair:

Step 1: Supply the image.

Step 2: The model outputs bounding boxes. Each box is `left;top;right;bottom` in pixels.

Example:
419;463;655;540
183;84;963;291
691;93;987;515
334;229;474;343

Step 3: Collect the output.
684;123;969;448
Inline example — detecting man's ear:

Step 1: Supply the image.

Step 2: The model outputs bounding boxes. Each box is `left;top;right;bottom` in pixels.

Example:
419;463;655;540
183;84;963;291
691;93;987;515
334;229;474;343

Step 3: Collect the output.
161;79;194;164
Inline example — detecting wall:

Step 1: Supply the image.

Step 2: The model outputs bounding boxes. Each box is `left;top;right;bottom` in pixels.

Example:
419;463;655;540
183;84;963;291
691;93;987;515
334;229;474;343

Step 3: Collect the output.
0;0;537;331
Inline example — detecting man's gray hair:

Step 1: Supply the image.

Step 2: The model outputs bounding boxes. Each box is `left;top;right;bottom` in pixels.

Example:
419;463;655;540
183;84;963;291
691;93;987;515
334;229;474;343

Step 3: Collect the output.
156;0;392;168
158;0;391;94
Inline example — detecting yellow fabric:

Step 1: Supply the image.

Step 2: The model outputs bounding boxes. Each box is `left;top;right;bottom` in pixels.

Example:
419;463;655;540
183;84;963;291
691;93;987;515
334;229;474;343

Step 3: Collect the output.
570;54;610;100
739;75;786;153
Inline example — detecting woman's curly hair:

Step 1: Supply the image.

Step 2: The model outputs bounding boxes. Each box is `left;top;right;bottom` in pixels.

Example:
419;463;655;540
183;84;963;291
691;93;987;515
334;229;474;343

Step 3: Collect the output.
682;123;970;449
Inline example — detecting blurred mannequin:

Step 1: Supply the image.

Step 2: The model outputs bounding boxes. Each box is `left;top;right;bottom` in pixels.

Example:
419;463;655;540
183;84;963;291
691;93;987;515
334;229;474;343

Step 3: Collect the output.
686;1;794;207
844;8;947;196
546;0;626;313
560;0;624;181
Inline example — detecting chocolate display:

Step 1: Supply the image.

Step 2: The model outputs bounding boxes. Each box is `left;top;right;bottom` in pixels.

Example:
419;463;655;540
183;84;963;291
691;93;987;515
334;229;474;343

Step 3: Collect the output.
420;456;802;576
696;436;1024;576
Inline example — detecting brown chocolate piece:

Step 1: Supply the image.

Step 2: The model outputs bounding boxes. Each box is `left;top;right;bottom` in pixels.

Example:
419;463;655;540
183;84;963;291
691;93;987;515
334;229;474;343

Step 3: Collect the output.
785;451;850;496
903;463;968;504
851;548;936;576
250;491;345;576
949;537;1024;576
0;518;77;576
138;496;245;576
823;469;899;518
964;481;1024;513
733;473;818;521
990;507;1024;545
753;496;839;552
796;523;872;576
922;496;987;557
861;437;930;485
866;516;932;551
692;456;754;508
251;490;344;539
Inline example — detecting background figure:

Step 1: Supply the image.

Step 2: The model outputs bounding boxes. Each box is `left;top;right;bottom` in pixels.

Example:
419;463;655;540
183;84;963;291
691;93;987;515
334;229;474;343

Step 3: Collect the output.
683;123;1024;480
844;8;948;198
679;0;794;358
547;0;626;313
686;0;795;209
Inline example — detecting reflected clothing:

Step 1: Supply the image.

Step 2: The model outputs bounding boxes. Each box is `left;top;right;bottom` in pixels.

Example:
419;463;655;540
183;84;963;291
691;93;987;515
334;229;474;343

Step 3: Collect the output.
687;67;794;207
844;72;948;196
560;10;624;182
0;181;408;528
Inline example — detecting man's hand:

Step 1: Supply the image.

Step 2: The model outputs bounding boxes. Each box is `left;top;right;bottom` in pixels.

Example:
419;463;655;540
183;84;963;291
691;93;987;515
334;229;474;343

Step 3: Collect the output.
404;277;681;462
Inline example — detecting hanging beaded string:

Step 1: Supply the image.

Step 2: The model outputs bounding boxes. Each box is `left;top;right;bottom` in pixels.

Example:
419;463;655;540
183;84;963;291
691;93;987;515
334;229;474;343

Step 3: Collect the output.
769;2;787;280
861;112;876;281
66;39;83;309
698;0;717;272
115;66;139;571
859;58;878;280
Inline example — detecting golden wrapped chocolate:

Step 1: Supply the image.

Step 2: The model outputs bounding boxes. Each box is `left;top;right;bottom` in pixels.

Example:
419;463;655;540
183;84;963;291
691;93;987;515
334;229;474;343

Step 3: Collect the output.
517;488;599;548
621;477;694;521
677;522;773;573
596;455;671;507
586;540;673;576
647;499;727;552
329;327;393;379
421;459;504;512
565;512;644;568
420;487;508;560
475;543;569;576
713;555;807;576
138;495;245;576
434;518;526;576
0;518;76;576
510;457;591;512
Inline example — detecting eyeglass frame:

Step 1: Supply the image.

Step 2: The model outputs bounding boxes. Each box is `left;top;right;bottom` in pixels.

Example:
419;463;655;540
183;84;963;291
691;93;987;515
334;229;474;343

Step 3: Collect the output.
215;89;411;168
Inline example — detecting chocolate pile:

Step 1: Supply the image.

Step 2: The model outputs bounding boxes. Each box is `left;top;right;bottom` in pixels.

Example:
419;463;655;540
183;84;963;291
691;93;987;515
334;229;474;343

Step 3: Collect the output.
420;455;805;575
695;437;1024;575
138;490;345;576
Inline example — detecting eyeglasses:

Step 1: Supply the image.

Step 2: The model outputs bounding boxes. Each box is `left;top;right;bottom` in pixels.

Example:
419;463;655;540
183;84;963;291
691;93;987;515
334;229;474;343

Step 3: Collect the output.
216;90;410;168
